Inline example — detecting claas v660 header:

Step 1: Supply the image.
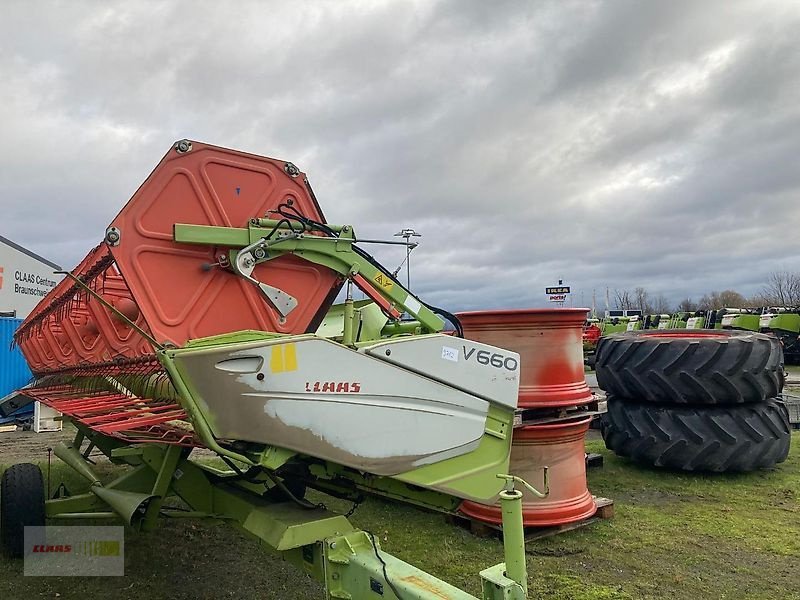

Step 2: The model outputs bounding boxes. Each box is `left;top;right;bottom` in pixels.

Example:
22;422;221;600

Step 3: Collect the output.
3;141;546;599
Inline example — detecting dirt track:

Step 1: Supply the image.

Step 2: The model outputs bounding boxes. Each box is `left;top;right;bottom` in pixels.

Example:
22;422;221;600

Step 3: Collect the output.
0;423;216;465
0;426;74;465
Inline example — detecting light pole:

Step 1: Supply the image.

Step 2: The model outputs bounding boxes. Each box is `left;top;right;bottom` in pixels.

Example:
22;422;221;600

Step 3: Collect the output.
394;228;421;289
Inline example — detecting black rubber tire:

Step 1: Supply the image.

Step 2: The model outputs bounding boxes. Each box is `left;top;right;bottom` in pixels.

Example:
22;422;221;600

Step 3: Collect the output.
1;464;46;558
601;396;791;472
595;329;784;405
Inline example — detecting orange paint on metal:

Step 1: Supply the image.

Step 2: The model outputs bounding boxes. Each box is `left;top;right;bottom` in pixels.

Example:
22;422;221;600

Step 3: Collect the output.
106;141;342;346
111;297;139;323
15;245;152;371
16;246;110;371
15;142;346;373
27;329;59;370
61;308;104;363
43;320;77;365
352;274;402;318
84;268;153;360
459;417;596;527
456;308;593;408
582;323;601;346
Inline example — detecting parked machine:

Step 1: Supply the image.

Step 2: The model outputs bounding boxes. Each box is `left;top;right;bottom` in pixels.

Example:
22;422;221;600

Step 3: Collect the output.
599;311;643;334
585;300;800;368
0;141;562;599
718;308;761;332
582;319;601;351
760;309;800;364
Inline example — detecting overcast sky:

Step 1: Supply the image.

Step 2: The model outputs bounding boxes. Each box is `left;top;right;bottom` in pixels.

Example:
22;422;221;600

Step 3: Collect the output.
1;0;799;312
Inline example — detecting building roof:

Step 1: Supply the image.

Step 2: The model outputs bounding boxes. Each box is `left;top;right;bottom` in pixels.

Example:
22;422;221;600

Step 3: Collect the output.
0;235;61;271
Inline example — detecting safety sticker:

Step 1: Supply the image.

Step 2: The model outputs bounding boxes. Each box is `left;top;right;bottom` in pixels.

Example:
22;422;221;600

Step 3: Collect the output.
372;272;394;292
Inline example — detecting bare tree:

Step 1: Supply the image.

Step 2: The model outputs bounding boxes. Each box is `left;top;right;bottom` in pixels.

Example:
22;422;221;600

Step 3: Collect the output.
698;290;746;310
677;297;697;312
746;293;771;308
698;293;714;311
634;287;653;313
718;289;746;307
613;289;635;310
652;293;671;314
762;271;800;306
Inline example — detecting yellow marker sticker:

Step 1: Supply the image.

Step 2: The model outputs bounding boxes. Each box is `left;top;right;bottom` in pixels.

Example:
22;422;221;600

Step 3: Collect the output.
372;272;394;292
270;344;298;373
282;343;297;371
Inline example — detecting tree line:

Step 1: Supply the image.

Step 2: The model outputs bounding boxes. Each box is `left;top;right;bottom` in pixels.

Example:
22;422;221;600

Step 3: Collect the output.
611;271;800;314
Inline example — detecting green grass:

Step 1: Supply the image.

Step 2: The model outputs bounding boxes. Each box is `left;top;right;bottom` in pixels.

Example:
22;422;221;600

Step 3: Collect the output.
1;434;799;599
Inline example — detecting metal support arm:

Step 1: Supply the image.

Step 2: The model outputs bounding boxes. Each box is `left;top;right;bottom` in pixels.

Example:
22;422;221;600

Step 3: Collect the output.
173;222;445;333
45;433;533;599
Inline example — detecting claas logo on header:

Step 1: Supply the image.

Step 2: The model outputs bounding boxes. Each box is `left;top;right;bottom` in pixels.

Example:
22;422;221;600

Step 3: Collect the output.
0;266;4;289
545;286;570;295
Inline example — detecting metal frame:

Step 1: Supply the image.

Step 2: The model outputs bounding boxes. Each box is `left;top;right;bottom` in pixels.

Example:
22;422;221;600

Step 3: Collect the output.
44;421;533;599
9;141;546;598
173;221;445;334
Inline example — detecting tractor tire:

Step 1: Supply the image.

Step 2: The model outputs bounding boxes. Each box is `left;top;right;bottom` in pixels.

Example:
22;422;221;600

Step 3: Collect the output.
1;464;46;558
595;330;784;405
601;397;791;472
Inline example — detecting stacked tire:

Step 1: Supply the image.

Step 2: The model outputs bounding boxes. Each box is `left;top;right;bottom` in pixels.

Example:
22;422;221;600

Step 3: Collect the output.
596;330;791;472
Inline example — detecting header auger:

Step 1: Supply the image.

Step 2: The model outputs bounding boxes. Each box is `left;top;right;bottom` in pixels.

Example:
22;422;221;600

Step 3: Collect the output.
5;140;548;598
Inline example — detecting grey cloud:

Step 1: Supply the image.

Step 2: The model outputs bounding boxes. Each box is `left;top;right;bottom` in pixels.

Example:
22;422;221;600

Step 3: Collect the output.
1;0;800;315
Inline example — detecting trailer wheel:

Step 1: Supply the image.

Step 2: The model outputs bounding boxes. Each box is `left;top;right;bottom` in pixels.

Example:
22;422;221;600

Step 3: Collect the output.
601;397;791;472
595;330;783;405
1;464;46;558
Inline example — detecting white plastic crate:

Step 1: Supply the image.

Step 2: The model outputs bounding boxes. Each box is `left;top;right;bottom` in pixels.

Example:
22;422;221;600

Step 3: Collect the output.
33;401;62;433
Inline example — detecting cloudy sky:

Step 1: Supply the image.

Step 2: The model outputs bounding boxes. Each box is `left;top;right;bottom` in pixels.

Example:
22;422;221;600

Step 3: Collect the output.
2;0;799;313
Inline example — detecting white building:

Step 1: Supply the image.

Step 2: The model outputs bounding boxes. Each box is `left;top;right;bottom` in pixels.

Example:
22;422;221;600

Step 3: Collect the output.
0;236;62;319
